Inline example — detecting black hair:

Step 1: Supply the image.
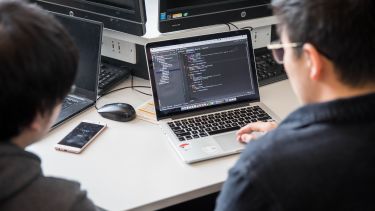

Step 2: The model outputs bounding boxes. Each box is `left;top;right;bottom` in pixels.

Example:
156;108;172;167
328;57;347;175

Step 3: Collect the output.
0;0;78;141
272;0;375;87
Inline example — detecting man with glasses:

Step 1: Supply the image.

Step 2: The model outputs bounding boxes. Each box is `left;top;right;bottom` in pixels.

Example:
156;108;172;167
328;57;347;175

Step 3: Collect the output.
216;0;375;210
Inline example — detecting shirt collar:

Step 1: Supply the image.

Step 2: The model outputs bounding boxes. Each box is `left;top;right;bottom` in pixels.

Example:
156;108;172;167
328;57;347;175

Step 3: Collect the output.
280;92;375;129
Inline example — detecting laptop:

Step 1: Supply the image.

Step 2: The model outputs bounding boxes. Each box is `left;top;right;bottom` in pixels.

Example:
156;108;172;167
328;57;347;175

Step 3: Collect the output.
52;13;103;128
145;30;280;163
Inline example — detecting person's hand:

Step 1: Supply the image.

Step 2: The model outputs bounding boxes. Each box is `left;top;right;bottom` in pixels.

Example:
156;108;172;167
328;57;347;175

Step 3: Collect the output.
236;121;278;144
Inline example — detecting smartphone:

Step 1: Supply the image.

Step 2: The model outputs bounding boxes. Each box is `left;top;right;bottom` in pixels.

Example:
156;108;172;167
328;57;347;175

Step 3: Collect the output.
55;121;106;153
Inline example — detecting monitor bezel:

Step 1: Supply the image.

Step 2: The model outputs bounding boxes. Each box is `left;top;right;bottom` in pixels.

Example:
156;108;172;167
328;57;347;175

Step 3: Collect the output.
159;0;272;33
34;0;146;36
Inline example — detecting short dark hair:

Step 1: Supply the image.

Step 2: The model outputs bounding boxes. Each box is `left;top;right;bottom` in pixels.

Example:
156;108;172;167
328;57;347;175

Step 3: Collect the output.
272;0;375;87
0;0;78;141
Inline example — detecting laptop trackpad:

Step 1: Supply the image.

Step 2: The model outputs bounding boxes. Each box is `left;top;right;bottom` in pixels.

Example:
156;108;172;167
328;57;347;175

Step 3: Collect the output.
213;132;245;151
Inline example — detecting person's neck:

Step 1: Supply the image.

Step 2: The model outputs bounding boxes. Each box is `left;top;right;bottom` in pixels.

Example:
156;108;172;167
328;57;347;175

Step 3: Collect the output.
10;132;37;149
319;82;375;103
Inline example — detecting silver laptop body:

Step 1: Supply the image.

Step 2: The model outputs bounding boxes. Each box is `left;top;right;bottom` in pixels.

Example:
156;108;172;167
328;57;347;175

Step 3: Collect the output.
146;30;280;163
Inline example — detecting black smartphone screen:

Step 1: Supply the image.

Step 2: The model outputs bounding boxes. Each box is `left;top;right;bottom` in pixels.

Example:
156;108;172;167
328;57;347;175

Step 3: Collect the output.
58;122;105;148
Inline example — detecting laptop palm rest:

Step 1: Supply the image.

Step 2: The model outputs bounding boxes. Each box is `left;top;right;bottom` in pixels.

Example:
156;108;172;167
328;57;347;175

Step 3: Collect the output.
213;132;245;152
182;131;245;163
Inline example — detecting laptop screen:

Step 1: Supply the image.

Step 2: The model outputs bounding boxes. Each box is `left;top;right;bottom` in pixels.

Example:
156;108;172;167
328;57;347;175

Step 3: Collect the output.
54;13;102;100
146;30;260;120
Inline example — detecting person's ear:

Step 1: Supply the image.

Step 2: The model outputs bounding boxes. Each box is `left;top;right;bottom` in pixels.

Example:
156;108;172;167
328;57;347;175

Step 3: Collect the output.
29;113;44;133
302;43;323;81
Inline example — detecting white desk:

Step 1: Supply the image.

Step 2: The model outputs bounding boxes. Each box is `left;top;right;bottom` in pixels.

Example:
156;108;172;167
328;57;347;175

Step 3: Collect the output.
27;77;299;211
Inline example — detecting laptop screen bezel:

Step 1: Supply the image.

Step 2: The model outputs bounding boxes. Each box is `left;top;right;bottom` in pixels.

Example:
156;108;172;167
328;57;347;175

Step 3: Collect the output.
146;30;260;120
53;12;103;101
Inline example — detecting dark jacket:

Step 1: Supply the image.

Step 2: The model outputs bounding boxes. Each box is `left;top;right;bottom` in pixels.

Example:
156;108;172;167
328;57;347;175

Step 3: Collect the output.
216;93;375;211
0;143;98;211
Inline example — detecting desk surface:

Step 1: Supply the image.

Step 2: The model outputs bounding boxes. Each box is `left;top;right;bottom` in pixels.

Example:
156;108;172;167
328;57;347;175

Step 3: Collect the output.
27;77;299;211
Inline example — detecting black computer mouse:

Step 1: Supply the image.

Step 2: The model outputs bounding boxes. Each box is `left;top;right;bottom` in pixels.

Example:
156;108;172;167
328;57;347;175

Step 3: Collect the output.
97;103;136;122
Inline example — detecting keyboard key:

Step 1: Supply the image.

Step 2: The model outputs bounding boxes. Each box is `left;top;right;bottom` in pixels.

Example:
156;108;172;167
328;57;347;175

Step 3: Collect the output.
174;129;185;134
208;126;240;136
176;132;191;137
178;137;185;141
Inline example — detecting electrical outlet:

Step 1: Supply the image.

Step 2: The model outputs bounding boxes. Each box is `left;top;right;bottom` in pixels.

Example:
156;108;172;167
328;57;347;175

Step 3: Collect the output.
251;25;272;49
101;36;137;64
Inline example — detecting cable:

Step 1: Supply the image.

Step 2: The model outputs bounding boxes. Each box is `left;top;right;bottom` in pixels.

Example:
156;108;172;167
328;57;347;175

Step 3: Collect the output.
95;74;151;110
225;23;232;31
131;75;152;96
131;74;134;87
241;26;254;31
225;22;254;32
94;85;151;110
228;22;239;30
134;89;152;96
225;22;239;31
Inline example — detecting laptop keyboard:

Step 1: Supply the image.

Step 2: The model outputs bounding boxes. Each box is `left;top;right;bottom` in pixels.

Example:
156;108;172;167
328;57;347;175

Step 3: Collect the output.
62;97;80;110
167;106;273;141
98;63;131;96
255;48;288;86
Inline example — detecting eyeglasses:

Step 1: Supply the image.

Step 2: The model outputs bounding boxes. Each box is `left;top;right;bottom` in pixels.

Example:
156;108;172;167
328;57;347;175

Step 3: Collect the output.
267;42;303;64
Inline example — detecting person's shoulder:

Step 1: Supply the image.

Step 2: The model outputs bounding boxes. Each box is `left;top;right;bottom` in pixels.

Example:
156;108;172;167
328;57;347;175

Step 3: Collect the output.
24;176;97;211
36;176;82;195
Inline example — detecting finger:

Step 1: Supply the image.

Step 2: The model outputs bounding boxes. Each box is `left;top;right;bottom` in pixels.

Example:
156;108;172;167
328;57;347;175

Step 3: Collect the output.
239;134;256;144
236;123;256;136
236;134;242;142
236;133;248;142
247;121;277;131
237;122;275;136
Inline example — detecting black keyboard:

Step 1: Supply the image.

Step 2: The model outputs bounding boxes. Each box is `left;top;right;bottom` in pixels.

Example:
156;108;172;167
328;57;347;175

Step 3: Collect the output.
62;97;79;110
255;48;288;86
98;63;131;95
167;106;273;141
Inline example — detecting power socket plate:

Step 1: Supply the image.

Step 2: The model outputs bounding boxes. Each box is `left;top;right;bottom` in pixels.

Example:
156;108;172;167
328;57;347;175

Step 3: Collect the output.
101;36;137;64
251;25;272;49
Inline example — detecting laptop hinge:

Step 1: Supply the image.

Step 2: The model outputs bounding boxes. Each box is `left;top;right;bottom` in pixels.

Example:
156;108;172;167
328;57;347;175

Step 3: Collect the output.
68;94;87;101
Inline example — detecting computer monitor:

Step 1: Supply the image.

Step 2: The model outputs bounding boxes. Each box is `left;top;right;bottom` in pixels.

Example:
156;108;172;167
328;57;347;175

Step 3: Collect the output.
159;0;272;33
34;0;147;36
